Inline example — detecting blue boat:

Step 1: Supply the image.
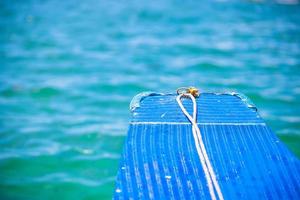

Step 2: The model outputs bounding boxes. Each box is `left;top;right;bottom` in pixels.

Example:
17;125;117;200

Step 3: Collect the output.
113;90;300;199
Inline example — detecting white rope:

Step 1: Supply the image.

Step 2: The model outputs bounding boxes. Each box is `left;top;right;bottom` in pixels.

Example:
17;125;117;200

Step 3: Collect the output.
176;93;224;200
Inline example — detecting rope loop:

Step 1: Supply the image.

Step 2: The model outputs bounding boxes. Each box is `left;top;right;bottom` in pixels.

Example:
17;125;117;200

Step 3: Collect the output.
176;88;224;200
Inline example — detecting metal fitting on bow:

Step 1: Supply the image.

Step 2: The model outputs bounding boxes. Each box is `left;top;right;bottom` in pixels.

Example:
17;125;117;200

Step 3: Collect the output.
176;87;199;97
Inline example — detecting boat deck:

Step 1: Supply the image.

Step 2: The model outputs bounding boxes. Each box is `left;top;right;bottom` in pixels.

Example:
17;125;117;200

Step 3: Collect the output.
114;93;300;199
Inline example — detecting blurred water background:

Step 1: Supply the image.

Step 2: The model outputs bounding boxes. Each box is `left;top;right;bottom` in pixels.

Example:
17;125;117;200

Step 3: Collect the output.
1;0;300;199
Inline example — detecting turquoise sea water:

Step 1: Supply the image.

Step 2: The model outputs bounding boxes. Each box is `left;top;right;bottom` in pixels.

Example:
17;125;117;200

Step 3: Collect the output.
1;0;300;199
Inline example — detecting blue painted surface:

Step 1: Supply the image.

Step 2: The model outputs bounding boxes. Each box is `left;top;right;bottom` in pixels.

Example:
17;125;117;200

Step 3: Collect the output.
114;93;300;199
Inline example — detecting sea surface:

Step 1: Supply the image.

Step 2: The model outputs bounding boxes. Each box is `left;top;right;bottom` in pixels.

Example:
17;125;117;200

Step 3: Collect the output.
0;0;299;199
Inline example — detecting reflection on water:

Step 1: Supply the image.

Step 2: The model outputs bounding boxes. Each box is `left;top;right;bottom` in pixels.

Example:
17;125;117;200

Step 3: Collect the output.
0;0;299;199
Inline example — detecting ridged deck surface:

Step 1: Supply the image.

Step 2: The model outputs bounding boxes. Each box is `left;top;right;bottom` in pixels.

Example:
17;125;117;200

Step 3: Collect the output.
114;93;300;199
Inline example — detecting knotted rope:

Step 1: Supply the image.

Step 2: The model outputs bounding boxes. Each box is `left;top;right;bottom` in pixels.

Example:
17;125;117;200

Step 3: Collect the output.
176;88;224;200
